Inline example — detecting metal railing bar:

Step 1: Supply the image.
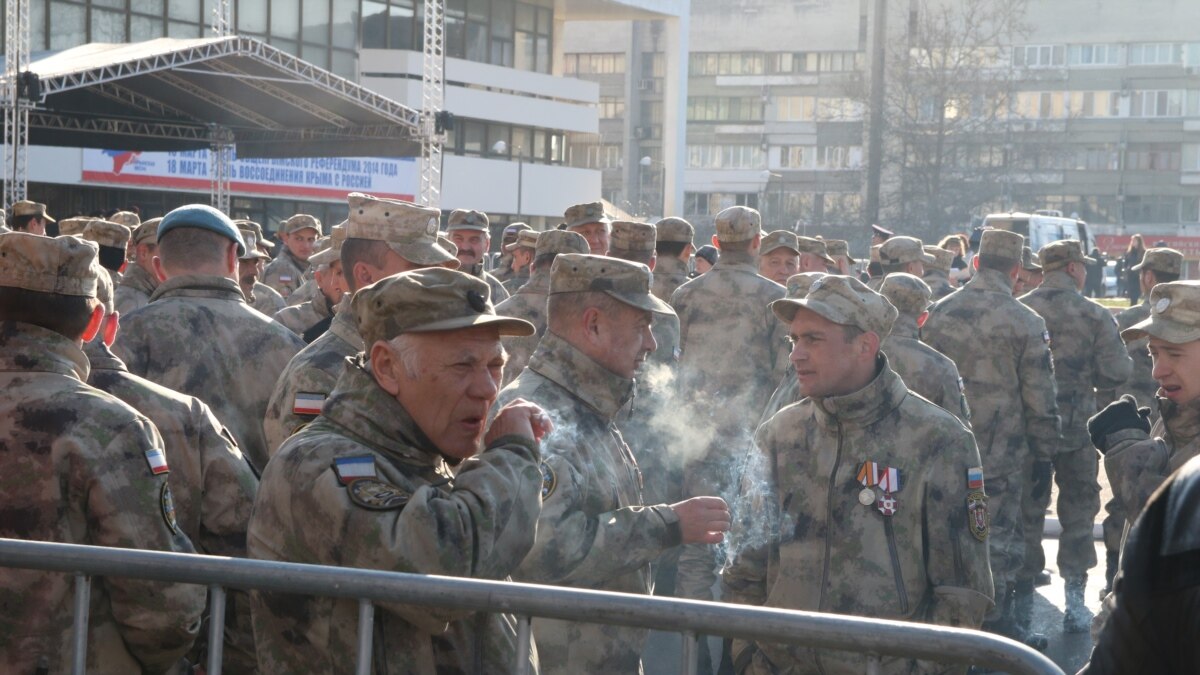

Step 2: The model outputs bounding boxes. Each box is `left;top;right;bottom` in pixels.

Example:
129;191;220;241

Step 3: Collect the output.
680;631;699;675
514;615;532;675
356;599;374;675
71;574;90;675
207;585;226;675
0;539;1061;675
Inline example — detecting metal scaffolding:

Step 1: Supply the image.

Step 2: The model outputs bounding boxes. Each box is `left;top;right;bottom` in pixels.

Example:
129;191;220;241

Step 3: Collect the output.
3;0;32;209
419;0;446;209
208;0;233;212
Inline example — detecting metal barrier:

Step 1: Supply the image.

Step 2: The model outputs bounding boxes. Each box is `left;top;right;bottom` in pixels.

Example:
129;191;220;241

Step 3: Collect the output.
0;538;1064;675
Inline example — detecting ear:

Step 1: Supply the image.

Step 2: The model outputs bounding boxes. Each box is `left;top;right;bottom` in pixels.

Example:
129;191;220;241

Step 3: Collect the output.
972;256;980;271
225;242;239;276
680;244;694;262
152;255;168;282
81;305;105;343
917;310;930;329
369;341;401;396
648;251;657;272
861;330;881;358
102;312;120;346
711;234;720;250
581;305;604;343
354;261;375;289
118;260;128;274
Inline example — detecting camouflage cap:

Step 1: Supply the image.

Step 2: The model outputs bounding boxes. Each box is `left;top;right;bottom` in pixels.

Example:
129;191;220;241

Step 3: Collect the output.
281;213;322;236
446;209;490;233
924;246;954;273
715;205;761;243
610;221;657;254
235;219;274;249
563;201;611;230
503;229;539;252
761;230;800;256
535;229;589;258
1131;247;1183;276
796;236;837;265
437;235;458;257
879;273;933;317
771;274;897;338
108;211;141;229
81;219;131;250
978;229;1023;262
550;253;672;315
58;217;94;237
1021;246;1042;272
655;217;694;245
11;200;55;223
1038;239;1095;271
237;229;271;261
502;222;532;240
308;234;339;266
784;271;827;299
0;232;101;297
132;218;161;246
353;267;535;346
1122;281;1200;344
825;239;855;263
345;192;457;267
880;236;935;266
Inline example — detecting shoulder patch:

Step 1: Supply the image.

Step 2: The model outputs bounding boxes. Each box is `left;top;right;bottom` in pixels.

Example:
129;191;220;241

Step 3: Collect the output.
540;461;557;499
293;392;326;416
160;482;179;535
333;455;378;485
347;478;410;511
1042;330;1051;344
967;467;984;490
967;490;989;542
144;448;169;475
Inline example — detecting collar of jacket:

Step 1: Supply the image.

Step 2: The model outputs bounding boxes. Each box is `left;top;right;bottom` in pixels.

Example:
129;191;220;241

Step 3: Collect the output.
149;274;246;303
710;249;758;272
321;355;452;468
516;270;551;295
82;340;127;372
965;267;1014;294
1159;395;1200;452
813;353;906;428
329;295;366;352
1038;270;1079;292
657;256;689;278
891;314;920;339
528;331;635;421
0;321;90;381
315;290;337;319
280;245;309;273
467;261;486;278
121;263;159;294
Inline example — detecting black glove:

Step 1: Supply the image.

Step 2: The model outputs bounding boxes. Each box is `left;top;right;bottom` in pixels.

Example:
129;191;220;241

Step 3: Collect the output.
1087;394;1151;454
1030;460;1052;501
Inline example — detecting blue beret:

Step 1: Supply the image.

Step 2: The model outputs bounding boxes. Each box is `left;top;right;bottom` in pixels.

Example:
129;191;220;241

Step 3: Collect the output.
157;204;246;257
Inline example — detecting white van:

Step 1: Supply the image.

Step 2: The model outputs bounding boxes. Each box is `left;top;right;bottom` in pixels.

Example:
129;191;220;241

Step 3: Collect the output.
981;210;1097;255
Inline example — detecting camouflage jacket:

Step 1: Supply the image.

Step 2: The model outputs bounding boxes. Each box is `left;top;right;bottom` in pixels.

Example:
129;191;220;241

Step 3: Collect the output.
250;282;286;316
722;357;993;675
501;268;530;295
273;290;335;336
1099;302;1157;412
261;247;308;299
883;315;970;425
760;369;800;428
249;358;542;675
114;274;305;472
263;296;362;456
285;276;319;307
498;332;682;674
923;268;1060;476
114;263;157;315
0;322;206;674
671;252;788;436
1101;396;1200;517
467;261;511;303
494;271;549;386
652;257;690;303
1020;272;1132;446
922;269;955;300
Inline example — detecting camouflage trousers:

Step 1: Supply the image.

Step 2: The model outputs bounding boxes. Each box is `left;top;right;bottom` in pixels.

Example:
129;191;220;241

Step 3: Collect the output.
984;473;1024;622
1020;444;1101;581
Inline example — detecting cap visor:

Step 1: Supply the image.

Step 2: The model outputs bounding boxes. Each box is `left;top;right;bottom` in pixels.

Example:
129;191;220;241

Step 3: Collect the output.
1121;316;1200;344
260;239;276;248
770;297;853;326
821;254;838;266
920;253;937;265
407;314;536;337
240;251;270;261
606;290;675;315
762;244;800;256
388;241;459;267
504;241;534;253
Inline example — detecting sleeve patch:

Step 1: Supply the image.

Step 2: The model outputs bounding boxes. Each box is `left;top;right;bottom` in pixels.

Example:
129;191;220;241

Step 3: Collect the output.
144;448;169;475
347;478;410;510
540;461;557;500
293;392;326;416
161;482;180;535
967;491;989;542
333;455;378;485
1042;330;1051;344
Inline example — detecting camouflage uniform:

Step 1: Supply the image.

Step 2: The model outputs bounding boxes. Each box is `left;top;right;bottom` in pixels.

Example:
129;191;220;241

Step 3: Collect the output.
0;234;205;673
652;217;695;303
921;230;1059;621
724;271;992;675
922;246;956;300
251;281;287;316
502;268;530;295
114;274;305;471
758;273;826;426
262;246;309;299
670;207;787;601
283;276;319;307
878;274;970;425
115;263;158;315
465;261;510;302
1018;246;1132;584
273;291;335;336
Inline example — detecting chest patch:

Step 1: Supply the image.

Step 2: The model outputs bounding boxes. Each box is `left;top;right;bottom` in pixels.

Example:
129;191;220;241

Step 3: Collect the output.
540;461;557;500
333;456;378;485
161;482;179;535
293;392;325;416
967;490;989;541
347;478;410;511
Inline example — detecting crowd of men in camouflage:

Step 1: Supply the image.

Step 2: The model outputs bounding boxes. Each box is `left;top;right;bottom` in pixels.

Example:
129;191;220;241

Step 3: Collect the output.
1;186;1193;674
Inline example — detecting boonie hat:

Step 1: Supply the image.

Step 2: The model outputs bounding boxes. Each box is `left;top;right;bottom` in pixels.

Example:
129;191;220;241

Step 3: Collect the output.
771;274;897;338
550;253;672;315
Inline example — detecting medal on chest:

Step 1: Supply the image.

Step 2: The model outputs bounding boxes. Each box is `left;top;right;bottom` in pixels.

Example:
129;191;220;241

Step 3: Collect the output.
857;460;902;516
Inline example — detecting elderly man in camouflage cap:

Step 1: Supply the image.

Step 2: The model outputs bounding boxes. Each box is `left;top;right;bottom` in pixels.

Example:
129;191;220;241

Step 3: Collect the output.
759;271;826;425
235;227;284;316
115;217;162;314
670;205;787;606
251;267;550;674
86;269;260;673
923;245;957;299
263;213;322;299
499;253;731;674
494;229;590;385
1013;246;1043;296
723;275;992;675
758;230;801;286
795;235;837;274
1018;239;1132;632
922;229;1060;647
275;227;349;342
878;273;970;424
8;199;54;235
501;227;537;294
446;208;510;302
653;216;695;301
563;200;612;256
263;193;458;456
0;232;205;672
824;238;855;275
114;204;305;472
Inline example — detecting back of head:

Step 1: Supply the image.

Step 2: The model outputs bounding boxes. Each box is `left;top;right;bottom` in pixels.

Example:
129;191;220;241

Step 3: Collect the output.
0;233;101;338
546;253;670;334
609;221;657;266
533;229;589;271
879;273;932;319
156;204;246;276
655;217;694;256
714;206;760;249
976;229;1023;271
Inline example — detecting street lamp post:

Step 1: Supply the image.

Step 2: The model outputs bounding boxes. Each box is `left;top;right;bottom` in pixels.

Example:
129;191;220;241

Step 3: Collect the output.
493;140;522;219
760;169;783;230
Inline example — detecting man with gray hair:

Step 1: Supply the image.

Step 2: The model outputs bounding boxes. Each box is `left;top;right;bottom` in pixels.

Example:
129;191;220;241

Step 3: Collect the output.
447;208;510;302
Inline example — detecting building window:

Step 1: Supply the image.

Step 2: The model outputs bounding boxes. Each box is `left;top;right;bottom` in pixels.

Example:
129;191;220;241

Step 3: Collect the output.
1131;90;1184;117
684;192;759;216
689;52;765;76
1067;91;1119;117
1128;43;1181;66
775;96;815;121
563;52;627;75
1016;91;1067;119
1123;196;1181;223
1015;44;1065;68
598;96;625;120
1125;143;1182;171
1073;145;1120;171
778;145;863;170
1184;144;1200;172
573;144;622;169
685;145;765;169
687;97;762;122
1068;44;1119;67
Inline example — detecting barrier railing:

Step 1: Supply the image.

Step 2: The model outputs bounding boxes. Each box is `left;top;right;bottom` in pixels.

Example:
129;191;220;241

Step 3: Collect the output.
0;538;1064;675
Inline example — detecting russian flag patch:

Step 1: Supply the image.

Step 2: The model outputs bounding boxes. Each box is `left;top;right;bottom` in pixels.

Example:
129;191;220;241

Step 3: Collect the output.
967;467;984;490
145;448;170;475
293;392;325;416
333;456;377;485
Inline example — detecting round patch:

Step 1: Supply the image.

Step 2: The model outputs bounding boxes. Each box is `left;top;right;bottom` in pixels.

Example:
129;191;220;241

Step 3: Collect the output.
160;482;179;535
347;478;411;511
858;487;876;506
540;462;557;500
967;490;989;542
467;290;488;313
427;217;439;235
1155;297;1171;314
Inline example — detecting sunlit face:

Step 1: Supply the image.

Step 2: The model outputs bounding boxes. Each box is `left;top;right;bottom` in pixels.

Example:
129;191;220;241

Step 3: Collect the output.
760;249;800;285
798;252;827;273
694;257;714;274
1149;336;1200;405
571;222;610;256
511;247;535;272
945;240;963;256
237;257;260;297
315;261;348;303
390;328;506;459
450;230;490;268
593;303;656;379
788;308;867;399
284;228;319;261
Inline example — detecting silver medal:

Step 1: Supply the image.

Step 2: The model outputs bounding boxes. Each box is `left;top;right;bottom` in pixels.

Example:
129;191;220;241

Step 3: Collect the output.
858;487;875;506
